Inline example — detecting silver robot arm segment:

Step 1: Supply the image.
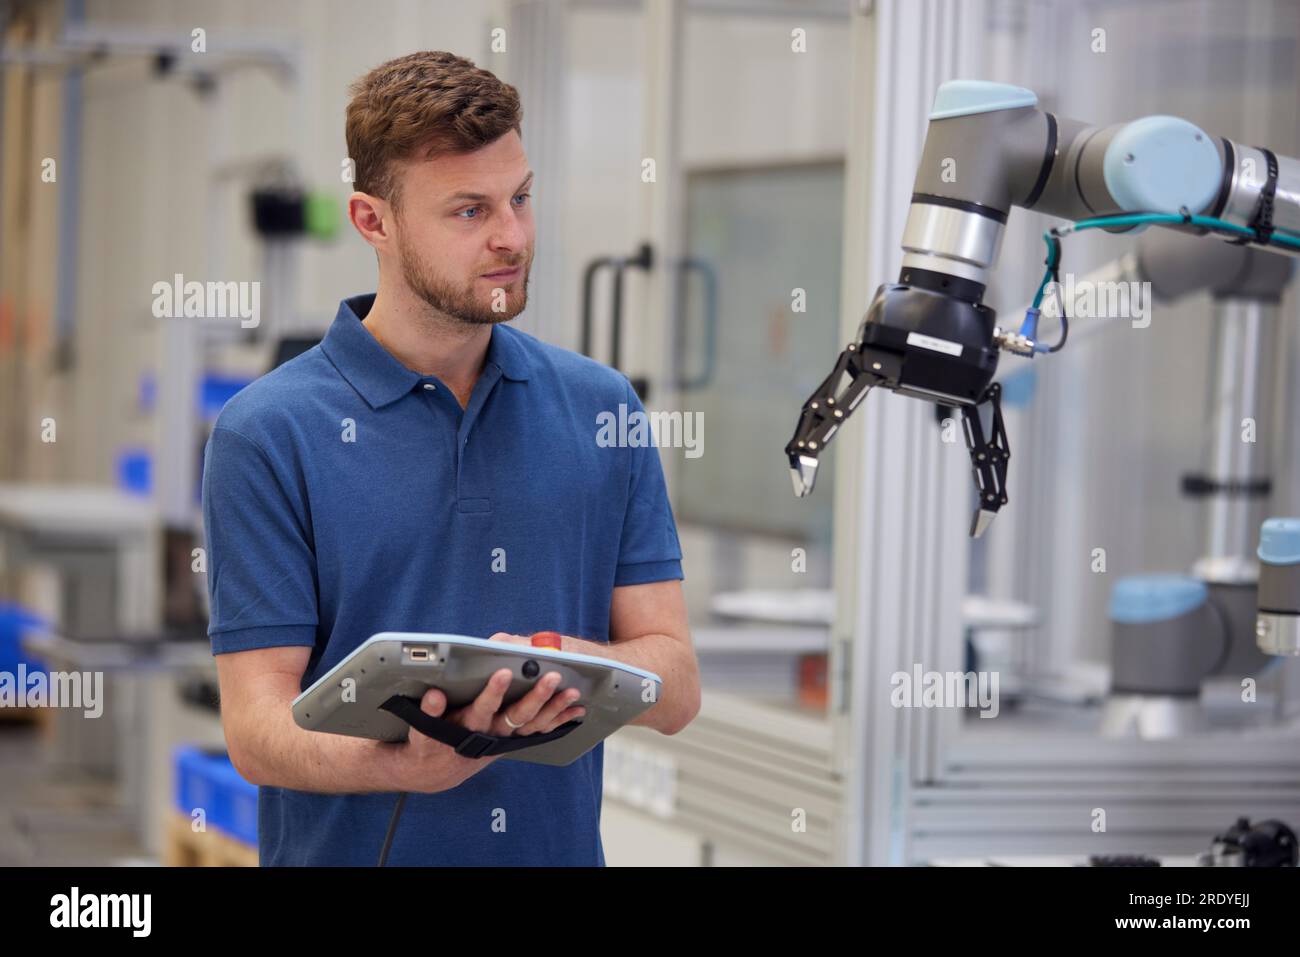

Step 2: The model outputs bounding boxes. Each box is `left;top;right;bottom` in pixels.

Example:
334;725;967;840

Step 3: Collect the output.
786;80;1300;538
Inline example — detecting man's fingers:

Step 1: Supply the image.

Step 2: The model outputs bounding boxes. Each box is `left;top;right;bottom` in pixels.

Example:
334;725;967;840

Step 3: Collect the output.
464;669;513;730
487;632;529;646
402;688;449;746
495;671;561;733
430;670;582;741
517;686;581;735
420;687;446;717
532;704;586;735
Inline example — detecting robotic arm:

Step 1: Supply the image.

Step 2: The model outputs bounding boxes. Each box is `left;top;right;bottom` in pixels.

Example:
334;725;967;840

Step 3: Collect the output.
786;80;1300;537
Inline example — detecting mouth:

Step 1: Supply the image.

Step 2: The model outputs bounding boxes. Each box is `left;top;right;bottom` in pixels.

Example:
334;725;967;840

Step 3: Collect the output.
480;266;521;281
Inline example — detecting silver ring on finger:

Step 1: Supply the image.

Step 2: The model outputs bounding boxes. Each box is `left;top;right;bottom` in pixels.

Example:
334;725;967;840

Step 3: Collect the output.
503;712;524;730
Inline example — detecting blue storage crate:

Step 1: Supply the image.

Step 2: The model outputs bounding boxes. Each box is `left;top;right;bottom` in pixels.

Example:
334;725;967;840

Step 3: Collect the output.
116;448;152;497
0;604;47;674
200;373;253;420
174;745;225;825
210;758;259;845
172;745;258;846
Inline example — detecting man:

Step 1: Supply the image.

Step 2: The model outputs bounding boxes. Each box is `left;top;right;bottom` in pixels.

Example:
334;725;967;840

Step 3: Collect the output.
202;50;700;866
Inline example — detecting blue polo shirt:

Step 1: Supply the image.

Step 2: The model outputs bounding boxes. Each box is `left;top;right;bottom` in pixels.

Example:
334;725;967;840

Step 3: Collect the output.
201;292;684;866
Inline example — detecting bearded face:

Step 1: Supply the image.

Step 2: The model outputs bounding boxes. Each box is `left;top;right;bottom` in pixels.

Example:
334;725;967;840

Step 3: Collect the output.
395;206;532;326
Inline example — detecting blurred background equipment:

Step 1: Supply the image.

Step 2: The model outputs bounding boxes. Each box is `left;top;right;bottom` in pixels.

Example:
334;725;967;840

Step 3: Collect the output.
3;0;1300;867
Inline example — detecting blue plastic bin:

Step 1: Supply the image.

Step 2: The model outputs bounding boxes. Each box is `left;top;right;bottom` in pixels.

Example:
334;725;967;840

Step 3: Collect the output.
173;745;258;846
0;604;47;675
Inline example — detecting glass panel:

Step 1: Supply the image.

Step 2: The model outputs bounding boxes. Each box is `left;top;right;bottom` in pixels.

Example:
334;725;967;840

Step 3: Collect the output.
673;163;845;714
676;162;844;542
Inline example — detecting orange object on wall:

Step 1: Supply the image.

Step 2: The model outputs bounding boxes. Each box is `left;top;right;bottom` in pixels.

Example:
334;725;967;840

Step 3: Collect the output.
798;654;828;710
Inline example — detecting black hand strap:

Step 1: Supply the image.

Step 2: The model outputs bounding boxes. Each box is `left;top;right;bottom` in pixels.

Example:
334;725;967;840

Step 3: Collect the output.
379;695;582;759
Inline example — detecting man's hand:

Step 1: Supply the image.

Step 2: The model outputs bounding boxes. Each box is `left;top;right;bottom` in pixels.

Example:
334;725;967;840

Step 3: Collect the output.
485;632;534;648
490;583;700;736
428;665;586;738
487;630;608;656
397;665;585;793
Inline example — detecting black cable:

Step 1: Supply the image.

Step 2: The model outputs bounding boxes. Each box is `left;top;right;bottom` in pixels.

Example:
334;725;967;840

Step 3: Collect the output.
377;791;409;867
1046;275;1068;352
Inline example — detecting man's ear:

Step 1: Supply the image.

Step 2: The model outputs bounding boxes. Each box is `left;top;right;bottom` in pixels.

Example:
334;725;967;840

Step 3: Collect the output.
348;191;392;252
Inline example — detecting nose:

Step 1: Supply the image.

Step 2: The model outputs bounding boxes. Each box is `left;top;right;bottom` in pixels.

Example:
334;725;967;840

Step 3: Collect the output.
487;207;529;255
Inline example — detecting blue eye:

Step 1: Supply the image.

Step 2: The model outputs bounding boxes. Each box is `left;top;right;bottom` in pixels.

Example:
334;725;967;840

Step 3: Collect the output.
457;194;529;220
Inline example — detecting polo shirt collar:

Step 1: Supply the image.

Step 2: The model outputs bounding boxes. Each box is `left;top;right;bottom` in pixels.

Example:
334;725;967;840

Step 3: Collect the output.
487;316;532;383
322;293;531;410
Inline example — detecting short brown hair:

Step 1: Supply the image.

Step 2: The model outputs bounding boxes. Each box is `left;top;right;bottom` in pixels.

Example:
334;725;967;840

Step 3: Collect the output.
346;51;523;209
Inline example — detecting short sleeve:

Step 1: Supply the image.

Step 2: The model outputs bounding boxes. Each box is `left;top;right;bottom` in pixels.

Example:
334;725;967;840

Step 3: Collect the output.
614;381;685;587
202;426;319;655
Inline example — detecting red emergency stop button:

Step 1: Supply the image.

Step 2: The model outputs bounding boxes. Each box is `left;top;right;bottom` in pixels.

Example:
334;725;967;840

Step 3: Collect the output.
530;631;563;649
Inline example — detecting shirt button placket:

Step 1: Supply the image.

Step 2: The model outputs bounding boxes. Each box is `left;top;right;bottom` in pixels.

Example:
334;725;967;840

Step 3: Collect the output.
419;380;455;478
